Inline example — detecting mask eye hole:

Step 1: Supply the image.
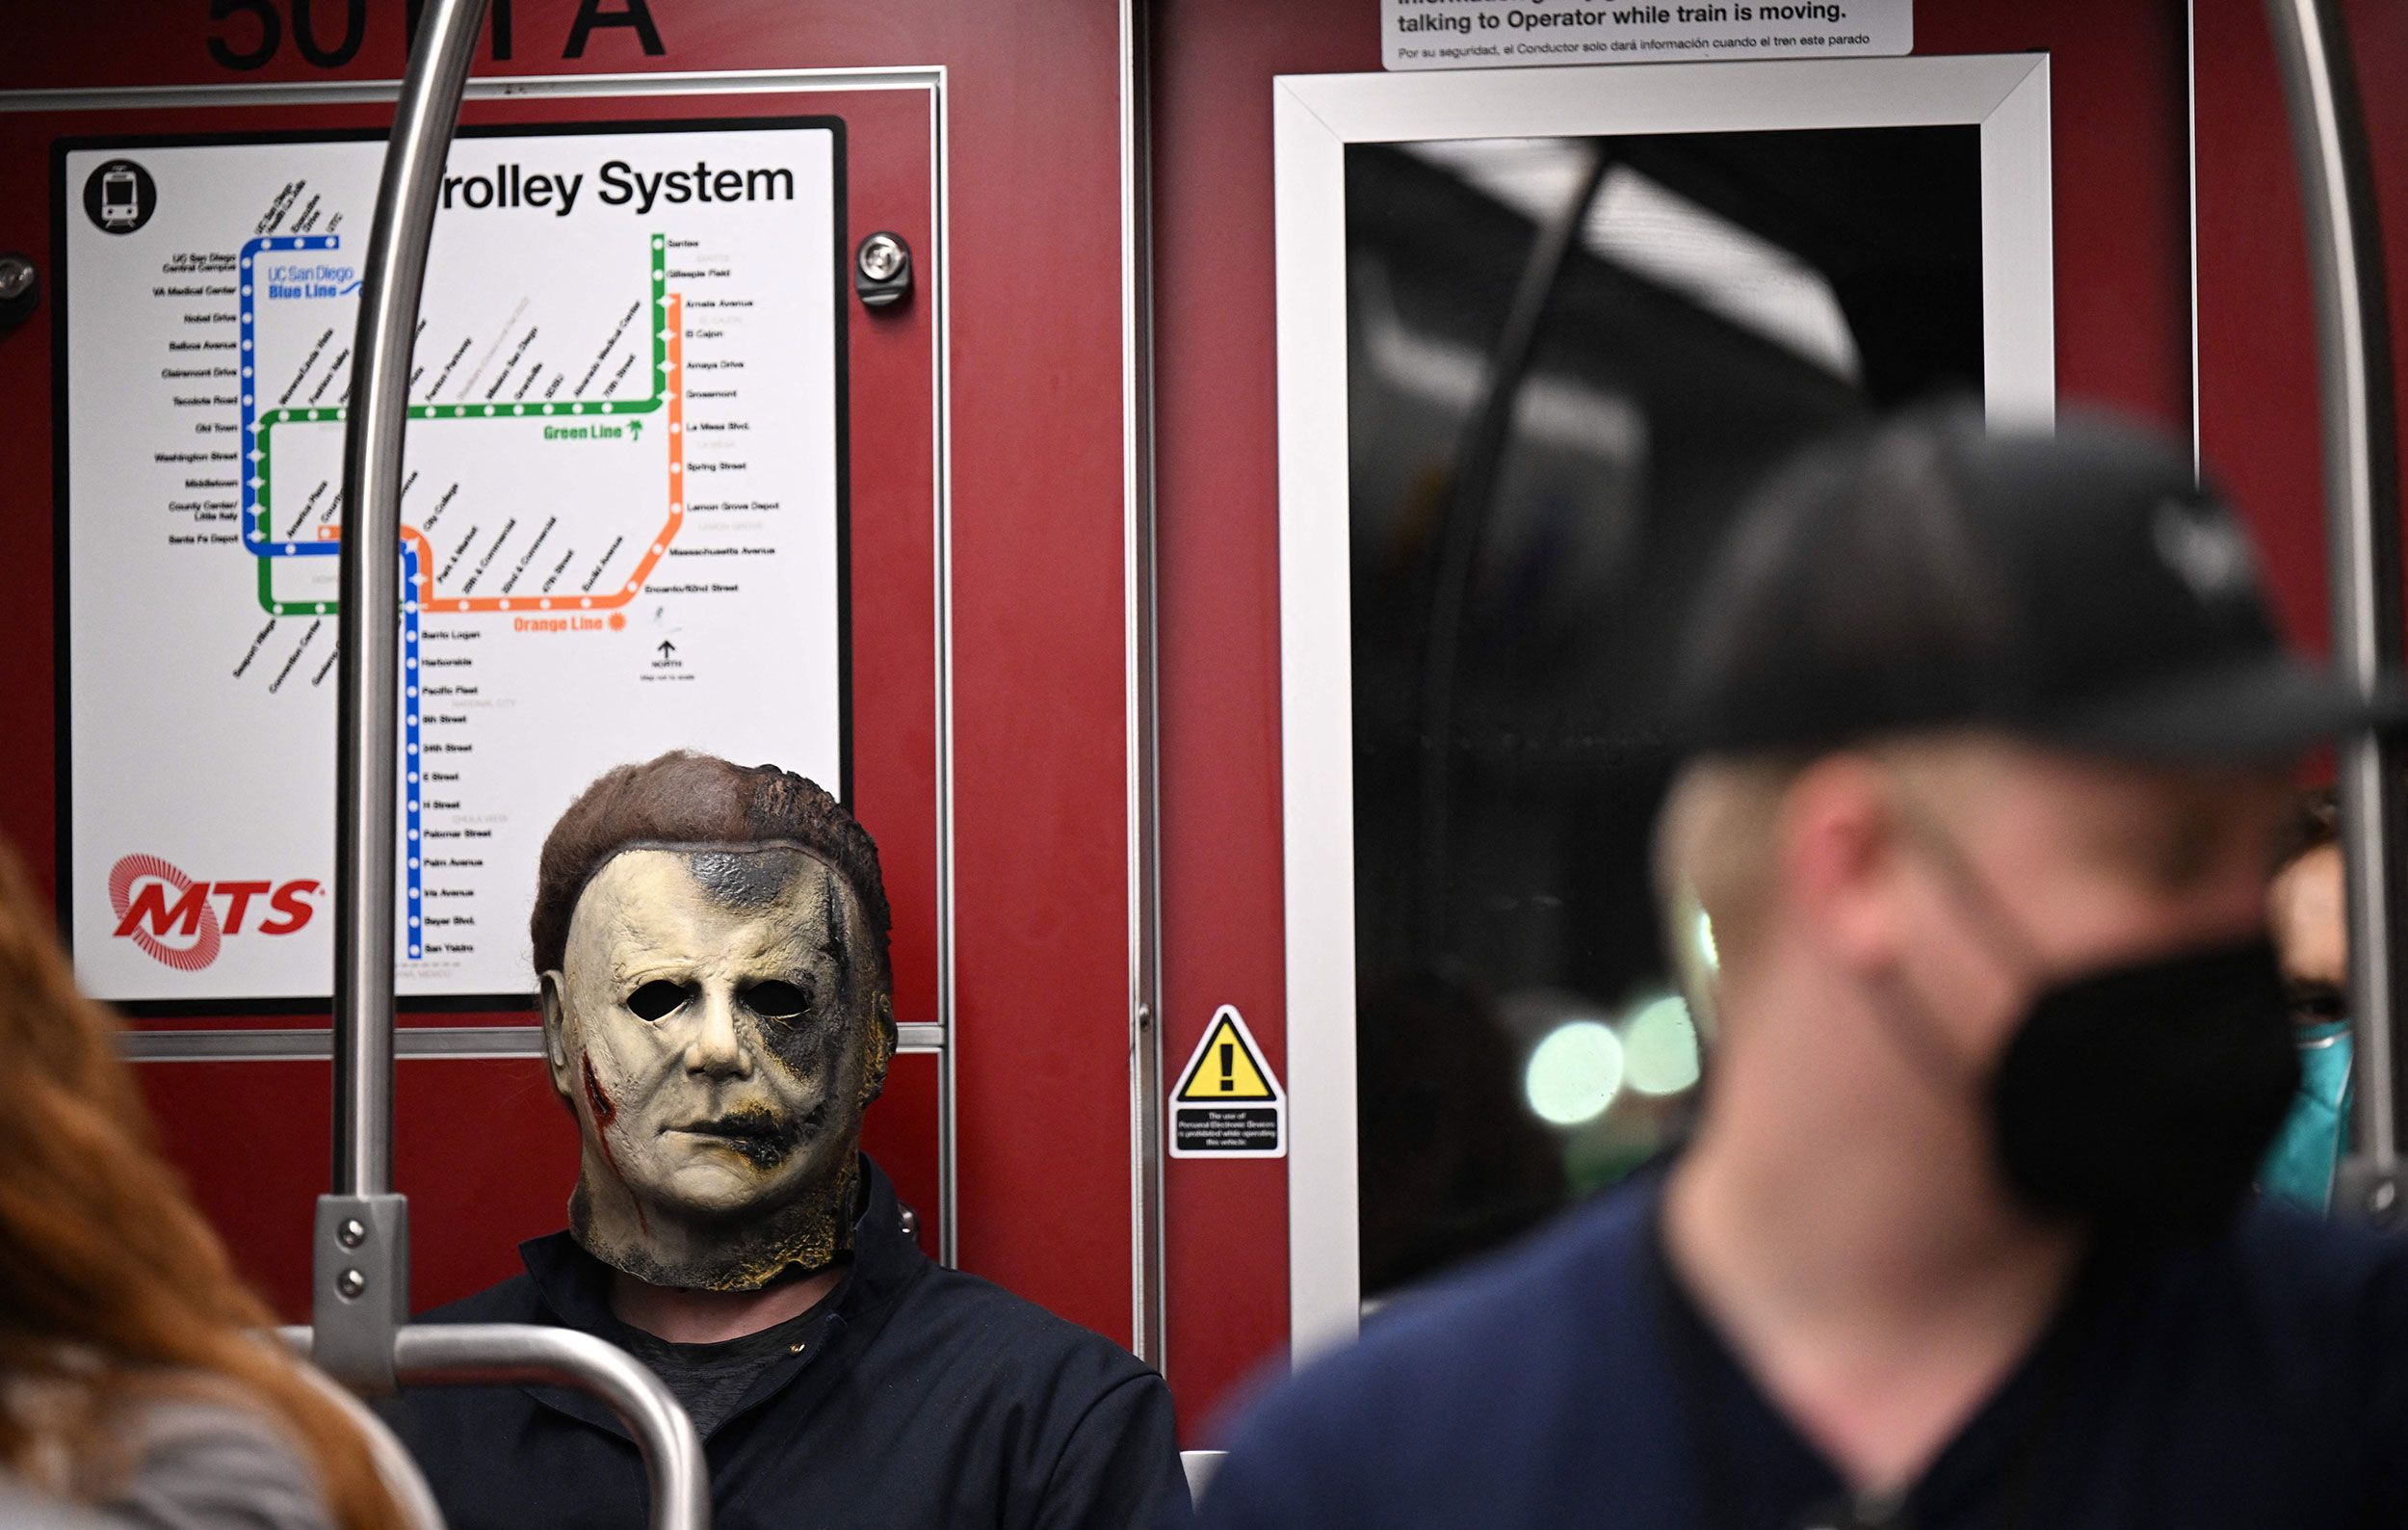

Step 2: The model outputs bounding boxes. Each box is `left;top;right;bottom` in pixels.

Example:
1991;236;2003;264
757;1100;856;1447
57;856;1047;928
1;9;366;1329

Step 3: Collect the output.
743;980;809;1021
626;980;691;1021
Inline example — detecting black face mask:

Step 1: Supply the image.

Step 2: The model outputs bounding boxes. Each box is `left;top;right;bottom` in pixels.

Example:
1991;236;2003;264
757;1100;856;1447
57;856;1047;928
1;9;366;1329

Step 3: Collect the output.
1885;823;2299;1247
1987;936;2298;1244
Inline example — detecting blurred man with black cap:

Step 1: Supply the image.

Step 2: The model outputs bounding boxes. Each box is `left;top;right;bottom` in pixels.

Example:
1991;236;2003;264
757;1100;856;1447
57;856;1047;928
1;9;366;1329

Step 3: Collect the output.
1191;406;2408;1529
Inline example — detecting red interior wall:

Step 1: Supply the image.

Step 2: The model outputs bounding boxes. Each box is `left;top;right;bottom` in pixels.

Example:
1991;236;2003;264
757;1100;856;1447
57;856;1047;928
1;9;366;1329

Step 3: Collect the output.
1151;0;2220;1438
2196;0;2408;658
2;0;1139;1367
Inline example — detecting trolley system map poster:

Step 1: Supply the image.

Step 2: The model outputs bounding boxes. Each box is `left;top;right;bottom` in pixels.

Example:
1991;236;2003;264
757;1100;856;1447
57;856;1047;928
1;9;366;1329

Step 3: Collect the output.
59;121;847;1005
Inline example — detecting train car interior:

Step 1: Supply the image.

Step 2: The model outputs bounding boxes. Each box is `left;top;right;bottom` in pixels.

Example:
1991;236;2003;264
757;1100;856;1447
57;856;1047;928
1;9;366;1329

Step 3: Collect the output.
4;1;2407;1526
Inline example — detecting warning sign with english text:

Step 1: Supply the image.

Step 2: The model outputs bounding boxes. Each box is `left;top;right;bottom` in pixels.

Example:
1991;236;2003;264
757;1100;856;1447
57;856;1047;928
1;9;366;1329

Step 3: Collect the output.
1170;1006;1287;1158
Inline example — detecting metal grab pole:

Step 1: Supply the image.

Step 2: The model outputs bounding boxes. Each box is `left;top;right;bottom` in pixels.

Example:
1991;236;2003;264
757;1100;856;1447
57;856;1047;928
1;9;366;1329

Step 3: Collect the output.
313;0;488;1396
333;0;487;1200
2263;0;2408;1217
301;3;714;1522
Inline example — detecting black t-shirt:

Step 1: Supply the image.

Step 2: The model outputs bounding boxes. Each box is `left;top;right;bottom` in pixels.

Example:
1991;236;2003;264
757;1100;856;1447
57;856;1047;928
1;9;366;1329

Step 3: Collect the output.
1198;1168;2408;1529
605;1293;836;1438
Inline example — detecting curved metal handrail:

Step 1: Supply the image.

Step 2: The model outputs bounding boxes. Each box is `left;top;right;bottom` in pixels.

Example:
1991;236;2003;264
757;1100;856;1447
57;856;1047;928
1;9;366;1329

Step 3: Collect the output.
394;1327;711;1528
284;1325;710;1530
308;1;713;1525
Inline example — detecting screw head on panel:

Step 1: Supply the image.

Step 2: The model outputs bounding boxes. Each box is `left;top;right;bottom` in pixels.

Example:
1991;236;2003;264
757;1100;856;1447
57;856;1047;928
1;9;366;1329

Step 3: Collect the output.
853;232;912;308
857;232;905;281
0;253;38;330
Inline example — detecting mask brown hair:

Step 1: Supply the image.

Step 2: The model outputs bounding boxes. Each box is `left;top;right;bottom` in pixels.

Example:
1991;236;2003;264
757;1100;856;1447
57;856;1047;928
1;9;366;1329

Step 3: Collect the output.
531;751;893;998
0;838;401;1528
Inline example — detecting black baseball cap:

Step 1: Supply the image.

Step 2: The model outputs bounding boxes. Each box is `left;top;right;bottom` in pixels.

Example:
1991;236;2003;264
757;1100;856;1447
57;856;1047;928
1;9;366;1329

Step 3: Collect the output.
1671;402;2407;764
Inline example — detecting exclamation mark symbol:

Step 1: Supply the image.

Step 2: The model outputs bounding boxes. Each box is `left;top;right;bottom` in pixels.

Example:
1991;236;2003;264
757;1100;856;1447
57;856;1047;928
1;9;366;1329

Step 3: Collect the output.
1219;1041;1234;1094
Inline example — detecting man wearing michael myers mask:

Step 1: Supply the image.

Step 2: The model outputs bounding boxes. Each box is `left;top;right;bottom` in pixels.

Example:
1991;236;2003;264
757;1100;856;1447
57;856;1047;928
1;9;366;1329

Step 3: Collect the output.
385;752;1190;1530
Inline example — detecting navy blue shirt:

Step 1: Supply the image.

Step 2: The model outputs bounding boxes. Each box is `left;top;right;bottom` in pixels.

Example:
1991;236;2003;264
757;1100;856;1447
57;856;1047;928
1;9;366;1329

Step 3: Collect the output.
382;1158;1190;1530
1197;1173;2408;1528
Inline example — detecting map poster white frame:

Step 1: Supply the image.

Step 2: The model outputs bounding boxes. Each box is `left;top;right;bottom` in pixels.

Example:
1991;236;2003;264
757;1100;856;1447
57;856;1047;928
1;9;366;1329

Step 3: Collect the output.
53;116;852;1012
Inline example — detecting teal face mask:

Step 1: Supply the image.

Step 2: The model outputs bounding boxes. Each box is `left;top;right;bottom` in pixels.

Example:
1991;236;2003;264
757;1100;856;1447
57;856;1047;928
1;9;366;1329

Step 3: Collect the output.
2259;1019;2354;1215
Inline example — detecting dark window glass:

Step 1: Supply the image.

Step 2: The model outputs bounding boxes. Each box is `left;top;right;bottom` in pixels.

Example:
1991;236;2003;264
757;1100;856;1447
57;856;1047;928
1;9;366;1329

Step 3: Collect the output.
1347;127;1984;1298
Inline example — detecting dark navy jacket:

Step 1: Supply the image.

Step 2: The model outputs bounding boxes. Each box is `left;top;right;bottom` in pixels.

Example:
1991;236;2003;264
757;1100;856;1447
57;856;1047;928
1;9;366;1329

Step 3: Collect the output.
1196;1172;2408;1529
383;1159;1189;1530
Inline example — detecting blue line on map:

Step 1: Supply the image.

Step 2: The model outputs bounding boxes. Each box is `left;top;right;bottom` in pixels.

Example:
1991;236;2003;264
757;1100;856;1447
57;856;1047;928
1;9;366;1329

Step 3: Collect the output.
239;233;424;961
403;541;424;961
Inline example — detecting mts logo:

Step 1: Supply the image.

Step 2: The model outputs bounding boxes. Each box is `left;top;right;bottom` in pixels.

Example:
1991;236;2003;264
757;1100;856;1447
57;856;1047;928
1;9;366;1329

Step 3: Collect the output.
107;853;321;972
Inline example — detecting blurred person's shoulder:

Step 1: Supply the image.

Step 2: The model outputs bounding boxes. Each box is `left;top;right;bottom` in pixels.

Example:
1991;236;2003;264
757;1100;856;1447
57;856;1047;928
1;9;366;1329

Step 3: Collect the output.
2198;1197;2408;1362
2232;1193;2408;1279
0;1479;117;1530
1199;1174;1681;1529
99;1388;336;1530
2107;1198;2408;1518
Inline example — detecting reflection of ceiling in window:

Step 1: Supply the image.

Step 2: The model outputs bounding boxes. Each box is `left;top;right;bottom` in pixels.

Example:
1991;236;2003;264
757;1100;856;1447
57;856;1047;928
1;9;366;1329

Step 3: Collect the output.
1353;261;1646;459
1404;137;1863;383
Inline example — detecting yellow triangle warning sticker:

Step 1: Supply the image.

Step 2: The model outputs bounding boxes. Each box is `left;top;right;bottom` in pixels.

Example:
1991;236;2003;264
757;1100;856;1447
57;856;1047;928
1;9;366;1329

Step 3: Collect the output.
1169;1006;1286;1158
1173;1007;1281;1102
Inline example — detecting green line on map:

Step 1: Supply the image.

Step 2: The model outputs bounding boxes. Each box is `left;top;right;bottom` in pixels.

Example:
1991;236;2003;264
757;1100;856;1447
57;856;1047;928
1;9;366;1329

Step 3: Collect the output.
252;235;675;616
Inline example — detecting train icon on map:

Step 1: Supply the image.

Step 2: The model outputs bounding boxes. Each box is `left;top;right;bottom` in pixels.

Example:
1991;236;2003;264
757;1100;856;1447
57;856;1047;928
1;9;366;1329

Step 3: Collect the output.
83;159;156;236
98;167;141;226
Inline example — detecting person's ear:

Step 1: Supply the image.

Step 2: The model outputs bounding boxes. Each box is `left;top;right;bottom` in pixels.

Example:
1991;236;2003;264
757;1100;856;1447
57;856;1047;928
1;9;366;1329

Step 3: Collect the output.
1776;755;1907;974
859;991;897;1107
539;970;576;1099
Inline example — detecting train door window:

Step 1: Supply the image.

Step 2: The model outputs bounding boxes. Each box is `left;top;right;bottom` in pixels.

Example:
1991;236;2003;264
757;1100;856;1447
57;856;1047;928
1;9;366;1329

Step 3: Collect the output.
1272;56;2053;1350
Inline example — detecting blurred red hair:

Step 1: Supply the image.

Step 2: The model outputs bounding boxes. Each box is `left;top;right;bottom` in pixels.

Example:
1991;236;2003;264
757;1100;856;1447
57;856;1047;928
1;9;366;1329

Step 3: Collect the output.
0;838;399;1528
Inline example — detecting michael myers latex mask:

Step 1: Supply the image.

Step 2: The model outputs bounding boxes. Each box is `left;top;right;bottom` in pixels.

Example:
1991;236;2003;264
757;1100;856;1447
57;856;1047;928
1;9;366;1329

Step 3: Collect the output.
530;752;898;1291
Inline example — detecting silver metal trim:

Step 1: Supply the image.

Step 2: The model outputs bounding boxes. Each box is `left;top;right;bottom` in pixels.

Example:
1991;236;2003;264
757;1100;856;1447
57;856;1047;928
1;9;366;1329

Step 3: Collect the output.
1120;0;1168;1372
926;74;960;1273
1181;1451;1227;1505
0;66;943;113
125;1027;536;1062
119;1023;947;1063
2262;0;2405;1171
